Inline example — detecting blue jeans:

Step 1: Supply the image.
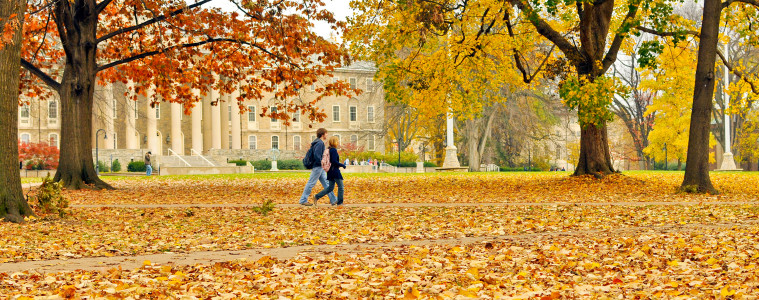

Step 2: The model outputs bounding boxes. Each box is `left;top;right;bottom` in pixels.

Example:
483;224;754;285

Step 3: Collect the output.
146;165;153;176
299;168;335;204
316;179;343;205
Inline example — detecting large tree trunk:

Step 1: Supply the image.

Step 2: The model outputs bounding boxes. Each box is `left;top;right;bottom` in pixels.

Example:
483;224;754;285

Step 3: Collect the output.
681;0;719;194
1;0;34;223
573;119;615;177
52;0;113;190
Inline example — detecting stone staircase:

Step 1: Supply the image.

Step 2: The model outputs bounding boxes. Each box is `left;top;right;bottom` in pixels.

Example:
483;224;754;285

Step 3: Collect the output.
158;155;232;168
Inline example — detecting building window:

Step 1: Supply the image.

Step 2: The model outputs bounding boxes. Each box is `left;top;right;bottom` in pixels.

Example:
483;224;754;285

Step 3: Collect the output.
271;135;279;149
112;133;117;149
20;104;30;124
228;105;232;121
368;135;376;151
556;145;562;159
248;135;257;149
155;104;160;119
332;105;340;122
134;101;138;120
310;83;316;92
334;134;340;144
349;106;357;122
293;110;300;123
350;134;358;145
332;76;339;84
270;106;278;123
311;135;316;142
367;106;375;123
48;101;58;123
366;78;373;89
349;77;357;89
20;133;30;144
293;136;301;151
247;105;256;122
48;133;59;148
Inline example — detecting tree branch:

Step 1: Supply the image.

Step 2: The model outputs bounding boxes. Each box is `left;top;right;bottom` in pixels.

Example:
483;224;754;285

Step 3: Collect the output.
716;48;759;94
508;0;581;60
601;2;640;73
95;0;114;13
20;59;61;91
97;37;299;72
636;26;700;38
96;0;212;43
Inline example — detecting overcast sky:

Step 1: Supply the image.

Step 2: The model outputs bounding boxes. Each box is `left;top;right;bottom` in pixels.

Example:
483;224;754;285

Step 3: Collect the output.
205;0;353;39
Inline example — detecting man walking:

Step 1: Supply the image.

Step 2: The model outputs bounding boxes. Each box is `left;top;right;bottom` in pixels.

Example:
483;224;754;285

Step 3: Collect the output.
145;151;153;176
299;128;336;206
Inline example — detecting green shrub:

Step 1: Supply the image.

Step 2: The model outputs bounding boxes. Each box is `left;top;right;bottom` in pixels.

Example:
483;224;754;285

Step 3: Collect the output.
33;175;68;218
127;161;147;172
97;161;110;173
250;160;272;170
500;166;542;172
278;159;305;170
111;159;122;172
229;159;248;166
423;161;438;167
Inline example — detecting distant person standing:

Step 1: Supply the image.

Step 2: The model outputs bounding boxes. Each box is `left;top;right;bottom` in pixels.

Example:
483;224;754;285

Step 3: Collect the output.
144;151;153;176
299;128;336;206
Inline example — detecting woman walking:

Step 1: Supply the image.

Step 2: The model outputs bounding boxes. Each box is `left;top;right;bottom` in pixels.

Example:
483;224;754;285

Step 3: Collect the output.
314;136;346;206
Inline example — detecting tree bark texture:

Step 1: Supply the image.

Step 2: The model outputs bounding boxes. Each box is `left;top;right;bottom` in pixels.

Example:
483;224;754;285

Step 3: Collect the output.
1;0;34;223
573;119;615;177
51;0;113;190
681;0;720;194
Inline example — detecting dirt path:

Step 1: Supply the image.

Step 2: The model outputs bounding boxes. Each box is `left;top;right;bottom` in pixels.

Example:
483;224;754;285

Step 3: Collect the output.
70;201;759;209
3;221;754;274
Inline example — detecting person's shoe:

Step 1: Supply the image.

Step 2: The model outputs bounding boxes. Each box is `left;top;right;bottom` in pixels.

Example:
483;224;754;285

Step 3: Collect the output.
300;202;313;206
312;196;319;206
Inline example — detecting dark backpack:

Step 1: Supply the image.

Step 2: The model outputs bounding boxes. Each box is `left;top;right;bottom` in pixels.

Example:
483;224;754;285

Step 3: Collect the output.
302;144;317;169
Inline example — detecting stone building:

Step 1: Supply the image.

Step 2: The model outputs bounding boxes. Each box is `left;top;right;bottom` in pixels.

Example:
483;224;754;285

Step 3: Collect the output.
18;62;386;165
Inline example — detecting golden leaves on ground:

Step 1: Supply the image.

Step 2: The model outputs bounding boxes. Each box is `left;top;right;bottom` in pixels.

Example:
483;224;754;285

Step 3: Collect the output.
4;226;759;298
63;172;759;205
1;205;758;263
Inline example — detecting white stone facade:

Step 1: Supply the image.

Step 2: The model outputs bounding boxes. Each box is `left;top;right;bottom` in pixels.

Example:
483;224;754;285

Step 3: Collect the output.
18;62;387;162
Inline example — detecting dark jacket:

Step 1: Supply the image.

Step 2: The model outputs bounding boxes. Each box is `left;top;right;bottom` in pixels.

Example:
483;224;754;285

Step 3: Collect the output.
310;138;325;169
326;147;346;180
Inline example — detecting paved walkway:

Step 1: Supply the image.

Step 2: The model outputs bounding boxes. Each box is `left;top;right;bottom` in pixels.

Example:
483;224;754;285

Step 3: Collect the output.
3;221;755;274
70;201;759;209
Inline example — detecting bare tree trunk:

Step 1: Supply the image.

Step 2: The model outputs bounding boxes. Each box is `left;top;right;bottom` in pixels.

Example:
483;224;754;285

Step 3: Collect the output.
681;0;719;194
52;0;113;190
1;0;34;223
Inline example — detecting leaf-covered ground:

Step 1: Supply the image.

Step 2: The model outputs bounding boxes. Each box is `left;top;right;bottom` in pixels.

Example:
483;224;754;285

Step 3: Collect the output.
4;225;759;298
3;172;759;298
61;172;759;205
2;205;759;263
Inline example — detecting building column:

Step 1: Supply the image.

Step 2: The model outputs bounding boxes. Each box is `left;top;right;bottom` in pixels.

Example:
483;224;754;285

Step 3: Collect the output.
230;89;242;150
171;102;183;155
146;85;158;154
221;94;230;149
104;83;115;149
125;81;138;149
210;74;222;150
191;88;203;154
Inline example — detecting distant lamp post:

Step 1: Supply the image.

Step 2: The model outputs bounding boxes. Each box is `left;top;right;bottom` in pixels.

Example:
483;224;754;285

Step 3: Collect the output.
96;129;107;175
